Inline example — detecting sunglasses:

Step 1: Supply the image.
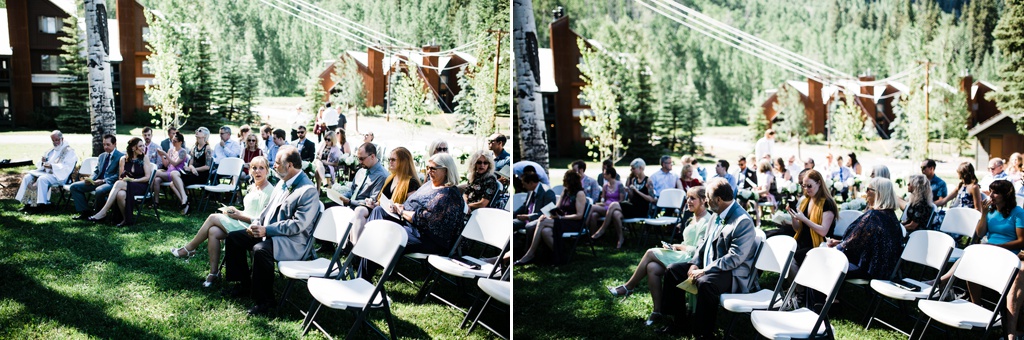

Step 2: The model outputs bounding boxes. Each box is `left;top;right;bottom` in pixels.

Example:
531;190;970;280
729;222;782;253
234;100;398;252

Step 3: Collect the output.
801;184;814;189
427;166;445;172
476;161;488;166
388;157;397;162
866;187;875;192
247;140;256;142
435;147;448;152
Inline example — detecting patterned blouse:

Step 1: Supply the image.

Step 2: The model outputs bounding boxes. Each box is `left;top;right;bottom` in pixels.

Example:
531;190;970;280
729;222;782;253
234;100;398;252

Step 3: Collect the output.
406;183;467;252
837;209;903;279
466;173;499;207
904;201;935;231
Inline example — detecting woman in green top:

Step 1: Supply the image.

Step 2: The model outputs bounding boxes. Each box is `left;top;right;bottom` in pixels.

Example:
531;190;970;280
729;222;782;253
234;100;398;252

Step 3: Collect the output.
170;156;276;287
607;186;714;326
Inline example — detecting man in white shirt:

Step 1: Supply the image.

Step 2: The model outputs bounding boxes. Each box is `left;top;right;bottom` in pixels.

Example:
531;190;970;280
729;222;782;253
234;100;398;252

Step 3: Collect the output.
786;155;803;180
754;129;775;161
16;130;78;211
650;155;682;197
981;158;1008;195
213;126;242;165
318;102;339;143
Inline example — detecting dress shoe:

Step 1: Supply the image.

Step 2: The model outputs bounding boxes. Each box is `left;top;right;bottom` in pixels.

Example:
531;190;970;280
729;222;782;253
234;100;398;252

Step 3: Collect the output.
247;303;273;317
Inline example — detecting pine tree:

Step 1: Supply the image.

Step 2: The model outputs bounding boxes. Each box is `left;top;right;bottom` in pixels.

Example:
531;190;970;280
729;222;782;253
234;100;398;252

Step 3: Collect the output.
773;84;808;159
144;9;183;129
302;66;326;130
832;100;864;150
578;38;627;163
55;15;91;133
180;26;217;129
618;55;657;160
987;0;1024;133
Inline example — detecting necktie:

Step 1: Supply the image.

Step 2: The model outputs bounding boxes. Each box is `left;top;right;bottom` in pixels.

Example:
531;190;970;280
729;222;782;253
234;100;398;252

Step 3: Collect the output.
704;216;724;267
98;154;110;180
263;184;289;226
527;191;536;214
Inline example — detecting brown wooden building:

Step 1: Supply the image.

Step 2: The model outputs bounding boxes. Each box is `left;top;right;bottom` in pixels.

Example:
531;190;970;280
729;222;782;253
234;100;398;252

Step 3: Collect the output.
317;46;474;113
3;0;151;129
966;76;1024;167
760;76;913;139
547;14;591;157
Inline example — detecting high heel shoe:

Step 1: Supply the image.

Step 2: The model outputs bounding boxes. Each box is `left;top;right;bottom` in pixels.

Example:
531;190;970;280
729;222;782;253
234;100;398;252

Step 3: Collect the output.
86;213;106;222
180;202;190;215
512;256;535;266
170;246;196;259
644;312;663;327
608;284;633;298
203;273;220;288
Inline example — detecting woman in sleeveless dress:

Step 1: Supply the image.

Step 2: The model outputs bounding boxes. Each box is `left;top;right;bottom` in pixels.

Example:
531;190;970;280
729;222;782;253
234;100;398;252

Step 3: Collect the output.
515;170;587;265
591;167;628;248
174;127;214;215
87;137;154;227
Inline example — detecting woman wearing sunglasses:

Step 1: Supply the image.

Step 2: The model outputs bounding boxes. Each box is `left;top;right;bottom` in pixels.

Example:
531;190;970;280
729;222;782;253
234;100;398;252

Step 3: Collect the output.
239;133;264;183
465;150;499;212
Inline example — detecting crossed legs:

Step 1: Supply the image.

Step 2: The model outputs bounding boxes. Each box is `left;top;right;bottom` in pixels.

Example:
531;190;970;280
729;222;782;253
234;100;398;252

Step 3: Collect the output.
516;216;556;263
90;180;129;221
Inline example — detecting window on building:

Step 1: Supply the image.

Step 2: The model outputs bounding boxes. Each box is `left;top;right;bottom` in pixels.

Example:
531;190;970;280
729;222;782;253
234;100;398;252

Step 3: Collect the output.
0;92;9;123
111;63;121;83
39;17;59;34
141;60;152;75
142;27;151;42
41;90;61;107
40;55;61;72
142;91;153;106
0;59;9;80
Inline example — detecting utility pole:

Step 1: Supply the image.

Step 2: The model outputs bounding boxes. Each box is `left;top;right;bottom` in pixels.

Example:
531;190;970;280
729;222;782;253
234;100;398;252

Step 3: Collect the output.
916;60;937;158
487;29;508;134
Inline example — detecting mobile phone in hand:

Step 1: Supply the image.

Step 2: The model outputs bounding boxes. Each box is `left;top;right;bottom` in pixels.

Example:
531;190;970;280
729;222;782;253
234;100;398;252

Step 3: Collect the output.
661;241;672;249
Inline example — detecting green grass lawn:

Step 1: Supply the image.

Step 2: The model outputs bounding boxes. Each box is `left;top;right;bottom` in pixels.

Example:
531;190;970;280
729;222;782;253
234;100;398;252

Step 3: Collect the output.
512;226;998;340
0;198;507;339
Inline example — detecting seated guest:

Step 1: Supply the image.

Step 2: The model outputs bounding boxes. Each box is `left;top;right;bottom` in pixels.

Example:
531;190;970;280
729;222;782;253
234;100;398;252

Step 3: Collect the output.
734;156;757;192
174;127;215;215
804;157;816;171
709;159;737;196
348;147;421;245
212;126;242;165
259;125;274;153
773;157;792;182
336;128;352;154
237;125;251;147
465;150;499;211
830;177;902;280
171;156;275;288
489;133;510;171
16;130;78;211
141;127;165;168
901;174;935;232
651;155;683;197
374;152;465;255
659;178;758;337
159;125;179;152
334;143;388;208
921;159;947;204
870;164;891;179
783;170;837;265
292;125;315;163
751;159;779;225
514;170;587;265
679;163;702;191
591;167;628;249
607;186;713;327
427;138;448;156
239;132;264;183
265;129;286;168
151;132;188;206
981;158;1009;195
223;147;321;316
71;134;123;220
847;152;863;175
86;137;153;227
829;155;854;200
935;162;983;211
513;160;550;187
514;172;555;232
622;158;657;219
572;160;602;203
597;159;620;187
313;130;342;189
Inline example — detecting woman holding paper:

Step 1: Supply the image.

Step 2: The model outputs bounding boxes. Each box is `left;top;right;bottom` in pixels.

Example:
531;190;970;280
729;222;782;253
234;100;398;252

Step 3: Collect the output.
514;170;587;265
606;186;712;326
170;156;274;288
349;147;421;244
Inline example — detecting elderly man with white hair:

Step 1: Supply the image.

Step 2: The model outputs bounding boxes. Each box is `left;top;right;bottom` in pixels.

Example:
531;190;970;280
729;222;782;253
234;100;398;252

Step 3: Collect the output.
16;130;78;212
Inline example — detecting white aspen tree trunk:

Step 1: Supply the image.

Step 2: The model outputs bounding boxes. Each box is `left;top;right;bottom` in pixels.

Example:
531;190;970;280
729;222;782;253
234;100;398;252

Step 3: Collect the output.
513;0;550;171
84;0;116;156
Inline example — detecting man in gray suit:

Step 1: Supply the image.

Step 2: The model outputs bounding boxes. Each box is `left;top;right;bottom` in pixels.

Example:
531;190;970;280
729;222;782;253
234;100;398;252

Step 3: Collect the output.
335;143;388;208
71;134;124;220
513;172;555;231
223;146;322;316
659;177;758;339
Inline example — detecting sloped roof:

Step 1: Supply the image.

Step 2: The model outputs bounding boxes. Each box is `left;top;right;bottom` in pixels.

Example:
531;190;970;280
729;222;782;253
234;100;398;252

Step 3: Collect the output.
50;0;77;17
538;48;557;93
968;112;1011;138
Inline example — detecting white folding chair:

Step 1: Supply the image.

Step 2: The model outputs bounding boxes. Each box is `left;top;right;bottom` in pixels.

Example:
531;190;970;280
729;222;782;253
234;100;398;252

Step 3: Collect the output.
301;220;407;339
200;157;245;212
832;210;863;238
511;193;527;213
59;157;97;209
416;208;511;312
463;272;511;339
640;189;686;246
550;185;564;196
750;247;849;339
720;235;798;338
560;198;595;261
914;244;1021;339
277;206;357;309
938;207;982;262
865;230;955;337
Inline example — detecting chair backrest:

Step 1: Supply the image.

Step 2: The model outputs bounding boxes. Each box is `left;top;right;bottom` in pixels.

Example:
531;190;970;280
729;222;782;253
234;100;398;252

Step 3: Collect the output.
298;201;327;259
462;208;513;249
953;244;1021;293
79;157;98;177
754;227;766;242
511;193;528;212
215;157;245;182
755;235;797;274
352;220;408;268
311;206;353;243
901;230;955;271
551;185;564;196
794;247;848;296
329;206;357;244
655;188;686;210
834;210;863;237
940;207;982;238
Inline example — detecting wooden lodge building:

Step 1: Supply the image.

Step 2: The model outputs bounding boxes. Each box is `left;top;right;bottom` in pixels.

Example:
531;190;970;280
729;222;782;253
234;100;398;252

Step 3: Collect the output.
1;0;153;128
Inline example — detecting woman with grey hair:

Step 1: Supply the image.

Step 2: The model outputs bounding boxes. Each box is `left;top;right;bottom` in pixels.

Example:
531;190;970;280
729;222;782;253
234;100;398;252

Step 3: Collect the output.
870;164;890;179
174;127;214;215
464;150;498;211
901;174;935;232
427;139;448;156
371;153;465;256
622;158;656;219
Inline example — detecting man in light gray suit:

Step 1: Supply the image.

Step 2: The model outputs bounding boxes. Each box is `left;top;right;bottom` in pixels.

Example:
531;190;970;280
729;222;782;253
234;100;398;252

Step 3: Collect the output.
659;177;758;339
223;146;322;316
334;143;388;208
71;134;124;220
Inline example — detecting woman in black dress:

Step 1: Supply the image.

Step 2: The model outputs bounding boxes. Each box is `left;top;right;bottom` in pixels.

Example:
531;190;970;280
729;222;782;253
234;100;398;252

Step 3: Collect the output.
172;127;214;215
621;158;656;219
88;137;154;227
514;170;587;265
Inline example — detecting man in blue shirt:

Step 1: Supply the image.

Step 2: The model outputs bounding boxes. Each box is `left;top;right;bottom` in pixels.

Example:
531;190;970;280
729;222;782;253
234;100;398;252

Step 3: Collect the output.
921;159;948;205
709;159;737;196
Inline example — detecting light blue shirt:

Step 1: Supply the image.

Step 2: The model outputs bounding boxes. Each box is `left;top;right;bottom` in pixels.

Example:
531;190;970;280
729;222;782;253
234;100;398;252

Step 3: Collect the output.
710;173;738;196
986;206;1024;248
213;139;242;165
266;142;280;167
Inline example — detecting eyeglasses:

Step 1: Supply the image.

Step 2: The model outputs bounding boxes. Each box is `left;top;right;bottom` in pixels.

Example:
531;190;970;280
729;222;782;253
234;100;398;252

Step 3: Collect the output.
357;156;367;162
487;140;496;144
427;166;445;172
388;157;397;162
866;187;875;192
475;161;487;166
435;147;448;152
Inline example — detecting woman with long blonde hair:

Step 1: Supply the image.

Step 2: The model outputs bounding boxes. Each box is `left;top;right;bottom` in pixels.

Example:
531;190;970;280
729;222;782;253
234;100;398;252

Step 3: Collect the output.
348;147;422;244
